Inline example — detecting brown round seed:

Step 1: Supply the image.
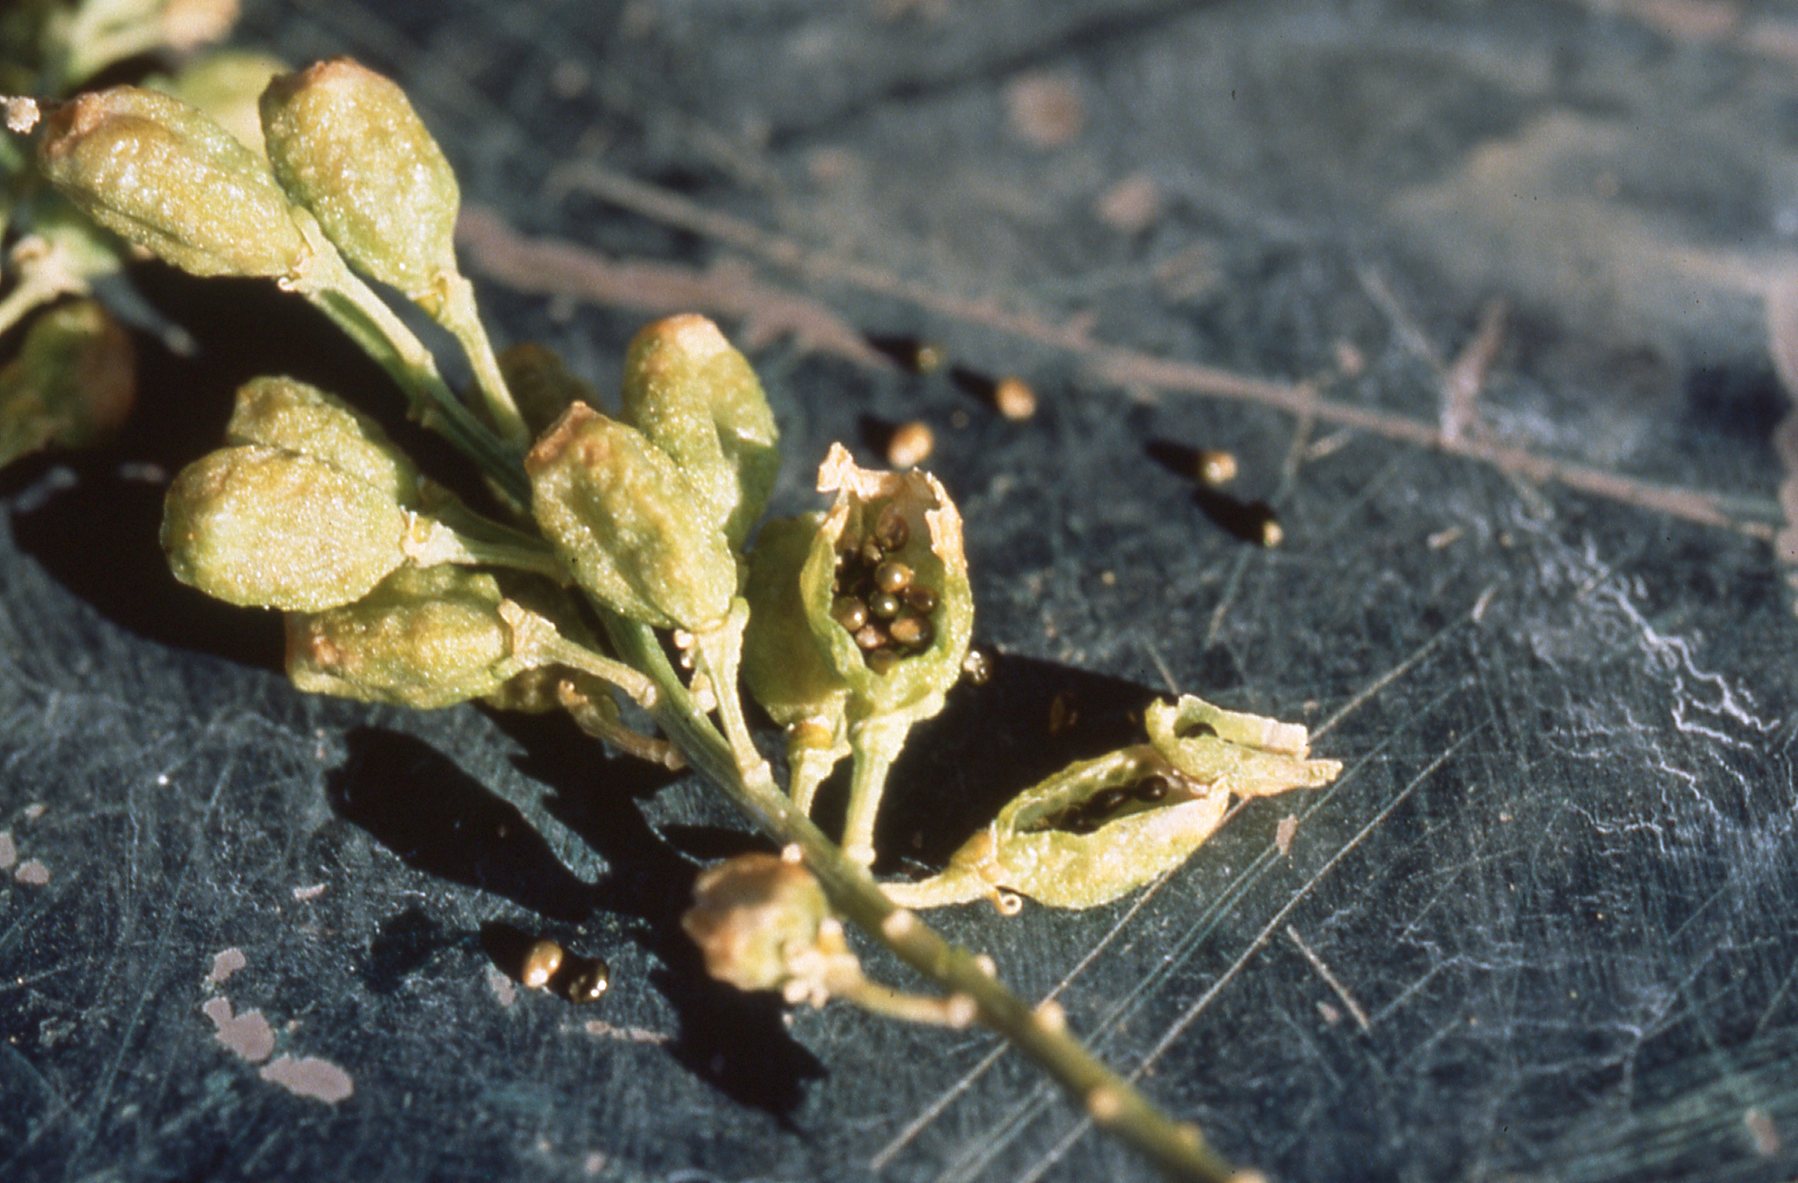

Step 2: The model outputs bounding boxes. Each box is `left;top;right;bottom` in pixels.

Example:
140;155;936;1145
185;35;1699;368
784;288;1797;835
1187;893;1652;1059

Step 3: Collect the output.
1195;449;1238;486
1090;787;1129;815
903;584;939;614
961;648;993;685
887;420;935;469
874;560;913;593
831;595;869;632
854;623;888;651
869;591;901;620
889;613;932;647
860;540;886;567
993;376;1037;421
562;958;610;1004
522;939;565;989
873;503;910;552
1133;775;1169;802
866;649;898;675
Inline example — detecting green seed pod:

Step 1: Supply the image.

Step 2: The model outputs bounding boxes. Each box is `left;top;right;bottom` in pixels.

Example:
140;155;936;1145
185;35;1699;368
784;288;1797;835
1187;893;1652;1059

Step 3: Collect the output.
620;315;779;549
526;402;736;632
149;50;287;154
0;300;134;467
225;375;420;506
497;342;600;438
885;697;1341;912
799;444;972;721
162;444;408;611
743;514;851;807
681;853;839;995
260;58;459;301
37;86;309;278
1144;694;1342;797
285;565;523;708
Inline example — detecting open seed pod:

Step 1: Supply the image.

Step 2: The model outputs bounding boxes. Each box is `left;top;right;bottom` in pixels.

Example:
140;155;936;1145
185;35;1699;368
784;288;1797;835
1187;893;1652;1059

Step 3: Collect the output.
884;695;1341;911
797;444;972;723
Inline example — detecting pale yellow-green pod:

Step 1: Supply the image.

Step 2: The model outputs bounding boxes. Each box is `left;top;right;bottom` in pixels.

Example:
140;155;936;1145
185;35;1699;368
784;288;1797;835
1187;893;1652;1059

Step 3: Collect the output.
0;300;134;468
621;315;779;549
225;375;420;507
260;58;460;300
285;565;518;709
526;402;736;632
162;445;409;612
38;86;308;278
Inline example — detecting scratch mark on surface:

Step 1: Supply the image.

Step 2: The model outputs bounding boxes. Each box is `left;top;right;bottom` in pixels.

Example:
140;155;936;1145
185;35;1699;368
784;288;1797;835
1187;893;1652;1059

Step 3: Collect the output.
258;1055;354;1103
1142;640;1180;696
1010;734;1478;1183
1314;606;1465;739
1285;925;1371;1032
582;1019;670;1045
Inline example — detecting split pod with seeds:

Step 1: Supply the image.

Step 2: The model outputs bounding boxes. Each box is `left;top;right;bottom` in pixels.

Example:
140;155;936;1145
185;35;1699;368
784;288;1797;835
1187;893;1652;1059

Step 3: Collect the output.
882;694;1342;911
752;444;973;865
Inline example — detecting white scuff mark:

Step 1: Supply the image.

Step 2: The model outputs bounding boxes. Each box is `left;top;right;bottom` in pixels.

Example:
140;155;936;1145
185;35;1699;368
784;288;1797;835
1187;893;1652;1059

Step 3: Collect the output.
206;948;246;986
487;968;517;1008
291;883;326;901
0;830;15;871
258;1055;354;1103
581;1019;669;1045
14;859;49;885
201;997;274;1064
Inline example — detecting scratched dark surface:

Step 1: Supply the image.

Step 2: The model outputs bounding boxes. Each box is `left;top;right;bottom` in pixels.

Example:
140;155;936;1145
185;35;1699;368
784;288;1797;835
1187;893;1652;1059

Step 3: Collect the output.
4;1;1798;1181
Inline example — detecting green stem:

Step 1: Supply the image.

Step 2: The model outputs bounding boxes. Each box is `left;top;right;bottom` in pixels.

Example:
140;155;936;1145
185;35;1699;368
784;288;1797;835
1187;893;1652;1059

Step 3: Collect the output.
602;609;1238;1183
0;266;75;339
841;723;901;868
435;272;529;449
692;601;769;784
292;238;528;504
534;634;659;711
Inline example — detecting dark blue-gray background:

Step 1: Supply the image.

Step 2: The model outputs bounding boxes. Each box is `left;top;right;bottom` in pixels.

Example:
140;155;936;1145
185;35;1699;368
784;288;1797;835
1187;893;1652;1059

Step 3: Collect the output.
4;2;1797;1180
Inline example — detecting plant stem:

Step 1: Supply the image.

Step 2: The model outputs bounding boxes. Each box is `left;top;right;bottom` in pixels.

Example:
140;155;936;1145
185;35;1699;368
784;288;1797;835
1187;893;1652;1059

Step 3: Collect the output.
435;272;530;449
290;234;529;504
600;611;1241;1183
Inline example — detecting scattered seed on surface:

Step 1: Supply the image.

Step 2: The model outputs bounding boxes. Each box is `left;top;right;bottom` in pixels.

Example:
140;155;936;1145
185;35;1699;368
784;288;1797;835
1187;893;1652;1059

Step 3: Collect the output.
522;939;565;989
993;376;1037;421
562;959;610;1004
886;420;934;469
1195;449;1238;486
961;648;993;685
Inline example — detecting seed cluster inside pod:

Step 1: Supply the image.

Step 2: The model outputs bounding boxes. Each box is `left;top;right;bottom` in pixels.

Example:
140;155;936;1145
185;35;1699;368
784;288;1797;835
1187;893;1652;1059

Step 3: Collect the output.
829;500;939;675
1035;773;1184;834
